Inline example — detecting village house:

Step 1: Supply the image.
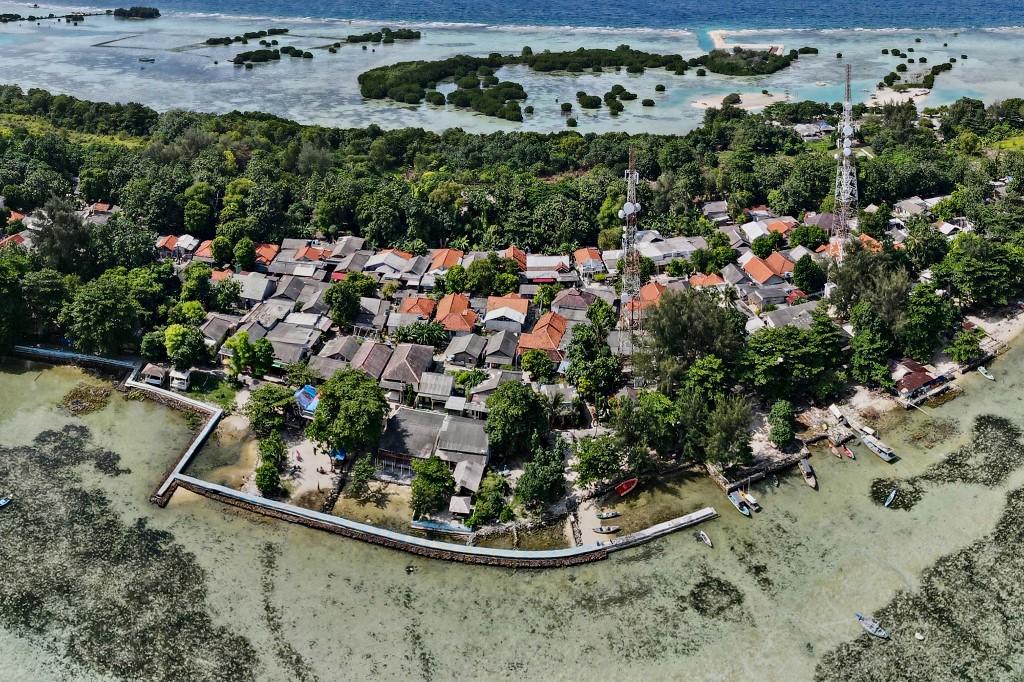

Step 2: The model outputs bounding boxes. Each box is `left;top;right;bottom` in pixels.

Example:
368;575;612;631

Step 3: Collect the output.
484;294;530;334
435;293;478;336
416;371;454;408
483;330;517;368
517;310;568;362
573;247;605;279
318;335;360;362
443;333;486;367
379;343;435;401
701;199;730;224
352;297;390;337
349;340;393;380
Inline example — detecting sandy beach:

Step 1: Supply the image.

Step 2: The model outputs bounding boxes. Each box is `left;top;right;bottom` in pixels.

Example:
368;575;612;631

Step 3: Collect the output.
870;86;930;106
692;91;791;110
707;29;783;53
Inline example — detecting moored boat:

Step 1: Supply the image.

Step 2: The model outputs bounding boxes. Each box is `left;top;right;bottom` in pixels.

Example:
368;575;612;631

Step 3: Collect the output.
593;525;620;534
855;612;890;639
830;445;843;459
697;530;713;548
799;458;817;489
863;435;897;463
842;445;855;460
596;510;620;520
884;489;897;507
738;489;761;512
978;366;995;381
728;491;752;517
0;497;10;509
615;477;638;496
138;57;155;63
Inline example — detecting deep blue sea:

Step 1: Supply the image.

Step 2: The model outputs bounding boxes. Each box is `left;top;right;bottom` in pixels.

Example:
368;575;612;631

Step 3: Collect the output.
31;0;1024;31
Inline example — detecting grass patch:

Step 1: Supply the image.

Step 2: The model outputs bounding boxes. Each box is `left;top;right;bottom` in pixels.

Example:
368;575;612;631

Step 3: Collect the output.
186;373;239;413
992;134;1024;152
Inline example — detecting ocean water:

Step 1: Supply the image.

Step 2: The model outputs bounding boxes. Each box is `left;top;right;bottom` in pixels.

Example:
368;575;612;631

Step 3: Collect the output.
18;0;1024;32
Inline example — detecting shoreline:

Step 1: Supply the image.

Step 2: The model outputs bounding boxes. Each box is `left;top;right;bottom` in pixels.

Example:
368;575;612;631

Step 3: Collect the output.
691;91;791;110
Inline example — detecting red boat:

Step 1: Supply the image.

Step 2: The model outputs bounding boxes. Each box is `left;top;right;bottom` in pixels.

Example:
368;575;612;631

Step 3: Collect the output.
842;445;855;460
615;477;639;496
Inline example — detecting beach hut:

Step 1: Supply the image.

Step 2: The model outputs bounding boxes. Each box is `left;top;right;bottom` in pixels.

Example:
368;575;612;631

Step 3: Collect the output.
140;363;167;387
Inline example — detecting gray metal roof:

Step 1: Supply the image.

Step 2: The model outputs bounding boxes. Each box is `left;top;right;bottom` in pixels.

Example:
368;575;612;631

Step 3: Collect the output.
444;333;486;360
438;416;489;458
378;407;445;459
417;371;454;399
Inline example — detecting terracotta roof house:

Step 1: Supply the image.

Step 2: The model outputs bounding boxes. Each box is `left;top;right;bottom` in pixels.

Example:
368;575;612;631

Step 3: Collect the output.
502;245;527;270
210;268;232;282
255;243;281;269
858;233;884;253
623;281;667;315
573;247;605;277
294;244;329;262
765;251;796;277
764;217;797;236
399;296;437;319
7;210;26;224
517;311;568;362
689;273;726;289
428;248;464;273
193;239;215;263
484;294;530;333
0;232;27;249
435;293;478;335
742;256;786;286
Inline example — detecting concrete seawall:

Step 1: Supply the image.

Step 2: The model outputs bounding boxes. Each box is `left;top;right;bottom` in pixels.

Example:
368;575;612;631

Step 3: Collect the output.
10;346;719;567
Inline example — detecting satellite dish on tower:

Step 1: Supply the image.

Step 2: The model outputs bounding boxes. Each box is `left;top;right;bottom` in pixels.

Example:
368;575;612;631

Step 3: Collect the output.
843;124;853;136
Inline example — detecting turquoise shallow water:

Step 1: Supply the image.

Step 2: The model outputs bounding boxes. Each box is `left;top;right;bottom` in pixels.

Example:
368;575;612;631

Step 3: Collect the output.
0;3;1019;133
2;339;1024;679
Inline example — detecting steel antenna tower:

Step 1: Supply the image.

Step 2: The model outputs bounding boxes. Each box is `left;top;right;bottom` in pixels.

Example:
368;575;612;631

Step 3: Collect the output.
831;63;858;263
618;148;642;355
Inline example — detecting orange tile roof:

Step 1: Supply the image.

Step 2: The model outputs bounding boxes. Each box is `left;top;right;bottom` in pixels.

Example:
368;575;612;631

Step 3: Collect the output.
380;248;413;260
8;210;25;224
399;296;436;318
156;235;177;250
742;256;779;285
689;273;725;288
486;294;529;315
624;281;667;313
436;293;477;332
858;233;883;253
91;202;112;213
255;243;280;265
573;247;602;264
295;245;328;261
194;239;214;259
503;245;527;270
429;248;464;271
518;311;568;358
211;268;232;282
816;241;842;258
765;251;795;276
765;218;795;235
0;233;25;249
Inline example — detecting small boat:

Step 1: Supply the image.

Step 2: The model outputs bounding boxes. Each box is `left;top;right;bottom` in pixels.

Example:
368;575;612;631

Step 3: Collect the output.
697;530;713;548
738;489;761;512
728;491;752;517
615;477;639;497
915;632;925;641
842;445;856;460
863;435;897;463
138;57;155;63
855;612;890;639
799;458;817;489
884;489;897;507
0;497;10;509
978;366;995;381
593;525;620;534
830;445;843;459
596;510;620;520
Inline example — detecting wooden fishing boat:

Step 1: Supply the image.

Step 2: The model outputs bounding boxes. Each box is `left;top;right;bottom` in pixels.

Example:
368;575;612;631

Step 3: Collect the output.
728;491;752;517
884;489;897;507
615;477;638;497
842;445;855;460
697;530;713;548
738;489;761;512
799;458;817;489
855;612;890;639
593;525;620;534
978;366;995;381
830;445;843;459
596;510;620;520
